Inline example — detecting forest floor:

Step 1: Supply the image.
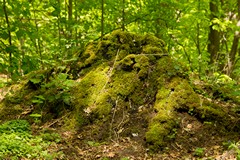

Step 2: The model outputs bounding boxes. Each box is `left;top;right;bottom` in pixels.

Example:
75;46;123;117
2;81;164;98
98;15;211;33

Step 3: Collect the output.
0;77;239;159
33;104;238;160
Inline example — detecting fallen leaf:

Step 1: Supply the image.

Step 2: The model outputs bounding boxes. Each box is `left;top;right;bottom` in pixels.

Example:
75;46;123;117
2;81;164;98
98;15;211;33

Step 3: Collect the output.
107;152;115;158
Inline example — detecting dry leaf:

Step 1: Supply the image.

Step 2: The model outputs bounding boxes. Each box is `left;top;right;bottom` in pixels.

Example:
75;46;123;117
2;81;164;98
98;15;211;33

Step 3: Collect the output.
107;152;115;158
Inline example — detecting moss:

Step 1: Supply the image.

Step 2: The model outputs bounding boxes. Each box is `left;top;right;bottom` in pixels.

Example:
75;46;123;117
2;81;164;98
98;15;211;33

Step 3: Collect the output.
82;42;98;65
194;100;230;127
142;45;164;55
145;122;174;150
145;77;200;149
199;105;226;120
142;34;166;48
105;30;135;45
72;65;110;117
94;92;112;117
117;54;136;71
69;31;173;135
0;103;23;120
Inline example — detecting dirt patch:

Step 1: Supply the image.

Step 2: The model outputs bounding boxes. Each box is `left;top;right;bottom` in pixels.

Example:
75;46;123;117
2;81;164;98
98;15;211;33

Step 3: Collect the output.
49;110;237;159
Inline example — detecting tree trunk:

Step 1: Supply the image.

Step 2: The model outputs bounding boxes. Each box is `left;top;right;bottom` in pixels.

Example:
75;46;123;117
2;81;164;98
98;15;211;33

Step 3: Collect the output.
68;0;73;38
57;0;62;55
3;0;12;75
32;1;43;69
122;0;125;31
208;0;220;66
226;0;240;76
101;0;104;41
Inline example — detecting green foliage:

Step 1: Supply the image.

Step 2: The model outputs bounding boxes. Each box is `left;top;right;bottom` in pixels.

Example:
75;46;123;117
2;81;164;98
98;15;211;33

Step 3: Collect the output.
29;113;42;124
207;74;239;103
193;147;205;157
228;142;240;160
87;141;101;147
28;71;77;117
40;132;61;143
32;95;45;104
0;120;63;159
0;120;30;134
1;0;240;82
42;73;76;105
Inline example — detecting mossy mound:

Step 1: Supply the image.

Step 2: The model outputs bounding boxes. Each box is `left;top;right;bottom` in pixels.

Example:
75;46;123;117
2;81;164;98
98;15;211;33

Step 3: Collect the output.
0;30;239;152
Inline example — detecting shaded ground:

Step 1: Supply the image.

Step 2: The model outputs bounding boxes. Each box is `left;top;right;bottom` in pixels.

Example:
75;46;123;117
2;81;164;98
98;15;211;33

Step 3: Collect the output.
2;85;237;159
37;99;239;160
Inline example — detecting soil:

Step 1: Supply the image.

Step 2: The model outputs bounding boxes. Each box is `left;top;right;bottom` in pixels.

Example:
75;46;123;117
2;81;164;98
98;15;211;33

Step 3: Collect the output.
39;108;239;160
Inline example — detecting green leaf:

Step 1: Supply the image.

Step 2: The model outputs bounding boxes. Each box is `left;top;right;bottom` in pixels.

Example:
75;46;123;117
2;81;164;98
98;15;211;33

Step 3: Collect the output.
30;78;42;84
16;30;25;39
0;32;9;40
51;9;60;17
63;80;75;87
57;73;68;80
34;95;45;100
32;99;44;104
237;155;240;160
29;114;42;118
6;45;17;53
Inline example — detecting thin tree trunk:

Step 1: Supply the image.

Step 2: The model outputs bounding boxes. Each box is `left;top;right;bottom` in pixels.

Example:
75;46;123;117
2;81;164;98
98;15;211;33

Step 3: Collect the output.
101;0;104;41
74;0;78;46
57;0;62;55
196;0;202;76
208;0;220;66
122;0;125;31
226;0;240;76
68;0;73;38
3;0;12;76
32;1;43;69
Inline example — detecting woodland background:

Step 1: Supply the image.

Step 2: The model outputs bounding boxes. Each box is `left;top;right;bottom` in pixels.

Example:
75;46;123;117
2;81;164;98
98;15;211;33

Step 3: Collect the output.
0;0;240;81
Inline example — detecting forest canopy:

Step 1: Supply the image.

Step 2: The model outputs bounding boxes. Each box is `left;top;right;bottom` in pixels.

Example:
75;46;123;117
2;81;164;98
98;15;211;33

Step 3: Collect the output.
0;0;239;80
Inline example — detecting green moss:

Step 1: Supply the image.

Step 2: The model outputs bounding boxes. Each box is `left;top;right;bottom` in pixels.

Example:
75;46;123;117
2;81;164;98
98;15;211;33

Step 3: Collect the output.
83;42;98;64
117;54;136;71
199;105;226;119
194;100;230;126
0;103;23;120
105;30;135;45
145;122;174;149
70;31;173;133
142;34;166;48
142;45;163;55
145;77;200;149
94;92;112;117
111;71;139;97
72;65;110;117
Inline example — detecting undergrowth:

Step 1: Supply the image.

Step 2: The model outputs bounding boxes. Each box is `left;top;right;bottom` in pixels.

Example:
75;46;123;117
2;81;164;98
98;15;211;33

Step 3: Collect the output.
0;119;63;159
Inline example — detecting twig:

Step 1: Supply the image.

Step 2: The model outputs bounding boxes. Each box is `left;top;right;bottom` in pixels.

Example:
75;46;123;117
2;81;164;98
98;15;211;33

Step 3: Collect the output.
138;53;168;56
109;97;119;140
40;112;71;129
92;49;120;108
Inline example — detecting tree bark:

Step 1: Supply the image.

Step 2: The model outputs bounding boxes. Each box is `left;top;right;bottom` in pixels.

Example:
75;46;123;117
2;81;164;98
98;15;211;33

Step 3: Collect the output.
226;0;240;76
101;0;104;41
208;0;220;66
122;0;125;31
68;0;73;38
3;0;12;72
